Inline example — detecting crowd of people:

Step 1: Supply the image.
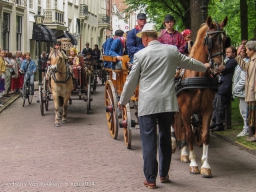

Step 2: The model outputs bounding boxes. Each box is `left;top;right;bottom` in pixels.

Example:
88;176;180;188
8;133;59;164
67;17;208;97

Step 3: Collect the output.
0;50;27;106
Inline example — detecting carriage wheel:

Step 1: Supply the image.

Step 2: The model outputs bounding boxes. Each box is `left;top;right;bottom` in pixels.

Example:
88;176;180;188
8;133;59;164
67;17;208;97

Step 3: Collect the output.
39;86;44;116
105;80;118;139
120;103;132;149
22;83;27;107
87;74;91;114
43;78;49;111
90;74;95;94
93;74;97;93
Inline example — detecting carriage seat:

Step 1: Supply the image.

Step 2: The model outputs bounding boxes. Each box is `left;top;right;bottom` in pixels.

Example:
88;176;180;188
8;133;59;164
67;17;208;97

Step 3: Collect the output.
102;55;130;71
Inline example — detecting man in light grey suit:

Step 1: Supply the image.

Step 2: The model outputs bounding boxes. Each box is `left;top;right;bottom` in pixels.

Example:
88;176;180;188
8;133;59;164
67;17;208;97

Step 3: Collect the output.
118;23;210;189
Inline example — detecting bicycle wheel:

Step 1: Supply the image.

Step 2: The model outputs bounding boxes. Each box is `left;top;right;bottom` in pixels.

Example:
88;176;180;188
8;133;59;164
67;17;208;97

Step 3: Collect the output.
27;82;32;104
87;74;91;114
39;86;44;116
22;83;27;107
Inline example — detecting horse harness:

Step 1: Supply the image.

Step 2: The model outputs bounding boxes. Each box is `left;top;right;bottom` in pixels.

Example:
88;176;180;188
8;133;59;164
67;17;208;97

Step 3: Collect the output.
175;23;226;96
50;52;73;84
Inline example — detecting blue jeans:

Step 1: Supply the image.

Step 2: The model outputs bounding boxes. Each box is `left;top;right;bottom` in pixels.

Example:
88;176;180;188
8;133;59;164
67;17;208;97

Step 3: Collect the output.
114;61;122;70
139;112;174;183
24;73;35;95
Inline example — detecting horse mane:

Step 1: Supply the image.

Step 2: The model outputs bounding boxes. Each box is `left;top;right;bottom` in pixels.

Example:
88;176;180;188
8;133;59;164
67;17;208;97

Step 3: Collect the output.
189;23;208;58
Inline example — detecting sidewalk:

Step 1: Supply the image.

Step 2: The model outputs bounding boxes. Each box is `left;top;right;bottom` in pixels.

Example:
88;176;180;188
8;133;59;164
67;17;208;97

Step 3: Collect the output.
0;81;39;114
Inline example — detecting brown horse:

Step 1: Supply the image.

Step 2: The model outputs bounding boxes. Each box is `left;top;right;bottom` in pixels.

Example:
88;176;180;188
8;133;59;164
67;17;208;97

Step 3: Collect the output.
48;49;73;127
174;16;228;178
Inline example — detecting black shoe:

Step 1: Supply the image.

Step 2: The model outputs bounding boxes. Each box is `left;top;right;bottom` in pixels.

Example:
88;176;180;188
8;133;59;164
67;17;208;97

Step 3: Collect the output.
210;124;216;129
212;126;224;131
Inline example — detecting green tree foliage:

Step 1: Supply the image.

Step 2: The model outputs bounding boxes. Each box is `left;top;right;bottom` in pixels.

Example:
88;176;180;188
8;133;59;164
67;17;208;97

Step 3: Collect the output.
124;0;190;30
208;0;256;45
124;0;256;45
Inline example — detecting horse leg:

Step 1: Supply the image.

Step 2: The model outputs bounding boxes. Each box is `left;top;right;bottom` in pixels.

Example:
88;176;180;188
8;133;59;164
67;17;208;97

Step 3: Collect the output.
200;114;213;178
61;96;69;124
182;112;200;174
171;126;176;153
53;94;61;127
180;140;189;163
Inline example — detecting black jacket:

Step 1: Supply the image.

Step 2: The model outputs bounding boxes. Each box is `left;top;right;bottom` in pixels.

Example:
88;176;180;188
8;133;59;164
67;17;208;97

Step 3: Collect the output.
81;47;93;56
217;58;237;96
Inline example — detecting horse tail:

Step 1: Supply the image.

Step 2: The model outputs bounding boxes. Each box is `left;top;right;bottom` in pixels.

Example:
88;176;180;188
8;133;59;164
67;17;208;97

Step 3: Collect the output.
173;112;186;142
59;96;64;107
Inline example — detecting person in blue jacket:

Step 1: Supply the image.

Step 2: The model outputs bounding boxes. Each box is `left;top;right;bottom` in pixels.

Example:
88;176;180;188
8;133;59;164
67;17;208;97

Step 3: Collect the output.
20;52;37;96
109;29;125;70
126;13;147;64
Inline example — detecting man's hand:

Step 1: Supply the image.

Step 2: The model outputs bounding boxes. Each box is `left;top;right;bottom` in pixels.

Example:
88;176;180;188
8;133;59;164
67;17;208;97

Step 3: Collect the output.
204;63;211;68
218;65;225;71
117;56;123;61
118;101;125;110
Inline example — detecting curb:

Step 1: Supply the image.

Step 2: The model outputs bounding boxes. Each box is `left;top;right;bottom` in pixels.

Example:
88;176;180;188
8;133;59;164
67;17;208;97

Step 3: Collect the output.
212;132;256;156
0;94;21;114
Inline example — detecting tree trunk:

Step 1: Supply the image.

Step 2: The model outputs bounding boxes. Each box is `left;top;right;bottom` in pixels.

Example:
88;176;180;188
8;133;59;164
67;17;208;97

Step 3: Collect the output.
240;0;248;40
190;0;209;41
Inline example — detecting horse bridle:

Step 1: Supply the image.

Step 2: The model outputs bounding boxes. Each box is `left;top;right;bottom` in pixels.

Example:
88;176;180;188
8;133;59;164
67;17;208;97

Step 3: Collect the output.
204;23;226;69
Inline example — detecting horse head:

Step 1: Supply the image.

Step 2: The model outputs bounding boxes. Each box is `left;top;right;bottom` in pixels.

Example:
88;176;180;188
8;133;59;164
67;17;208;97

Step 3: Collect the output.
49;49;64;72
204;16;229;69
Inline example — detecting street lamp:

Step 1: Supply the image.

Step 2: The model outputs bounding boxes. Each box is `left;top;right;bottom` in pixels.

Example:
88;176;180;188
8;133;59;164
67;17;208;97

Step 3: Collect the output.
200;0;207;24
34;12;45;85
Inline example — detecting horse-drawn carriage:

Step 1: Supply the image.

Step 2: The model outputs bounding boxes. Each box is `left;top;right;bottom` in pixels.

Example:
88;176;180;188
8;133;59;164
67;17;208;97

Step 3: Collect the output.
103;55;139;149
38;49;101;126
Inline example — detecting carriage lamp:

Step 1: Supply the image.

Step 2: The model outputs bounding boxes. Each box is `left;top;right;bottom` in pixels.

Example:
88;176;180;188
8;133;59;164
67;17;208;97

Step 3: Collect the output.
34;12;45;85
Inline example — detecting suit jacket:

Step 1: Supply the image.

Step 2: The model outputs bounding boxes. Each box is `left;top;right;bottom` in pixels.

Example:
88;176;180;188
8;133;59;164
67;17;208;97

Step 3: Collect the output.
217;58;237;96
119;40;207;116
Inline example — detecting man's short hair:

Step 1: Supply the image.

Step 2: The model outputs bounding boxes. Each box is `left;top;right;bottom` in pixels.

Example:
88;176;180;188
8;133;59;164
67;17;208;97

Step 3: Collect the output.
115;30;124;37
85;42;89;45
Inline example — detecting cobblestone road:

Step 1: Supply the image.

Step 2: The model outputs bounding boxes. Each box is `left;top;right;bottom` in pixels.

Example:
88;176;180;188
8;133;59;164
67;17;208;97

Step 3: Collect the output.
0;84;256;192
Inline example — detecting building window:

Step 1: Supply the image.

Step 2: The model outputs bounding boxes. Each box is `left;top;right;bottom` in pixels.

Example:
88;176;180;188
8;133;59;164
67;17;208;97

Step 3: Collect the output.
3;13;10;51
55;0;57;9
46;0;51;9
29;0;33;9
16;16;22;51
68;19;72;31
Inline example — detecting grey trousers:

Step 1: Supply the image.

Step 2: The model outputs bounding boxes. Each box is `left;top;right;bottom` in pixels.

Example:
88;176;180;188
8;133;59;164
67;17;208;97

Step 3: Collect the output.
4;70;11;94
238;97;249;132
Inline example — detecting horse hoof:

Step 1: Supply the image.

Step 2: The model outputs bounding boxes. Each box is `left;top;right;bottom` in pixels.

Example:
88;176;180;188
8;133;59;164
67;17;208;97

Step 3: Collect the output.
201;168;212;178
57;116;62;120
54;123;61;127
61;120;67;124
190;166;200;174
180;155;190;163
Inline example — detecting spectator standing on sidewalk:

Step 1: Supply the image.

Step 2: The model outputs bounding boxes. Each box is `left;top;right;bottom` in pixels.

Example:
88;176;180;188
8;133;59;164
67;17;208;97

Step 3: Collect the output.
210;46;237;131
233;46;249;137
16;51;24;90
10;52;19;94
4;52;13;96
236;40;256;142
0;50;6;106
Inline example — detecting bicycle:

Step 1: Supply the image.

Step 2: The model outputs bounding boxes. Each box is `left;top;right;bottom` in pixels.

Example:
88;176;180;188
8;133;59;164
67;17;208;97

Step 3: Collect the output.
21;72;33;107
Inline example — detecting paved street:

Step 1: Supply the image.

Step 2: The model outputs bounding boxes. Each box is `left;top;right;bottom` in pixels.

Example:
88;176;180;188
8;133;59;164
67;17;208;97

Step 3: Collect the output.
0;83;256;192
